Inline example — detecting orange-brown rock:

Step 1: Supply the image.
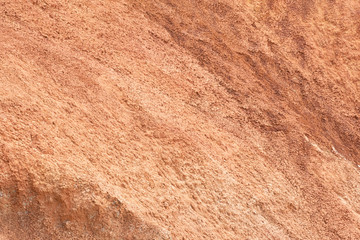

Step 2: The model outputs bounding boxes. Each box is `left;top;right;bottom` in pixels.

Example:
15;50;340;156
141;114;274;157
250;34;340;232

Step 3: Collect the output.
1;0;360;239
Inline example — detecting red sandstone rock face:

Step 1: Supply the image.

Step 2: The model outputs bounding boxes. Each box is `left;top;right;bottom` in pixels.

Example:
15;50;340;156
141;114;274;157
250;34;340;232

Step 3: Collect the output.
1;0;360;239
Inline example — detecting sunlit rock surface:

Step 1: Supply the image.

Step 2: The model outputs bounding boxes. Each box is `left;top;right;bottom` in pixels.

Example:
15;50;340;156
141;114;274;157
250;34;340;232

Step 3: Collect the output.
1;0;360;239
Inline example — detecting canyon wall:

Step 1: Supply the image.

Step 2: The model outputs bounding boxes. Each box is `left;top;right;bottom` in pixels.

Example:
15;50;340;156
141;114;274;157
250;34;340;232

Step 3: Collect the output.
1;0;360;239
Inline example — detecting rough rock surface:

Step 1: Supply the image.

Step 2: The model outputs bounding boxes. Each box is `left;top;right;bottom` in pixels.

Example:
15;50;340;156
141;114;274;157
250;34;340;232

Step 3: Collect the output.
1;0;360;239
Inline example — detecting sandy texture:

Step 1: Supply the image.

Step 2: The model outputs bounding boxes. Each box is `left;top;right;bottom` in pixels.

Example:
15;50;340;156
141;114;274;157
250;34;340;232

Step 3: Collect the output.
1;0;360;239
